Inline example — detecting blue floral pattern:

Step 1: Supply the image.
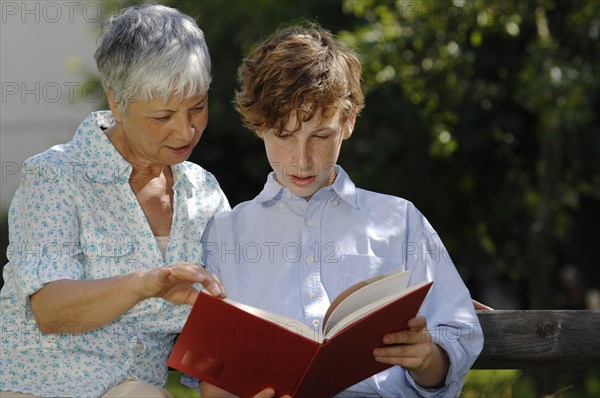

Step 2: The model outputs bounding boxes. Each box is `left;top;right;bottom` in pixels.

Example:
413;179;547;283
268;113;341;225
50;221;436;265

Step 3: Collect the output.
0;111;229;397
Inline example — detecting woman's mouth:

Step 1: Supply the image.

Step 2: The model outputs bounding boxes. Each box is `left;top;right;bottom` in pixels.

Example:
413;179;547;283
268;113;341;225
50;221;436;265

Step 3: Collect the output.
167;144;192;155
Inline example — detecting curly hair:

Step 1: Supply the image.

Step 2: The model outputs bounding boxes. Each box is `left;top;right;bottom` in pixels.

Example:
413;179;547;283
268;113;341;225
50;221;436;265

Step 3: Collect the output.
234;24;364;135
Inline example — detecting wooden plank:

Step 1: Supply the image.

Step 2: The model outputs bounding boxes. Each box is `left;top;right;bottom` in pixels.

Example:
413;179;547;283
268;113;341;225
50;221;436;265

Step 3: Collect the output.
472;310;600;369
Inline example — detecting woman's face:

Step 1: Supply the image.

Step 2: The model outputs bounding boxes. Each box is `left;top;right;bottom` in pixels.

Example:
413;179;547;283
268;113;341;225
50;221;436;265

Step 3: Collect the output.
108;92;208;168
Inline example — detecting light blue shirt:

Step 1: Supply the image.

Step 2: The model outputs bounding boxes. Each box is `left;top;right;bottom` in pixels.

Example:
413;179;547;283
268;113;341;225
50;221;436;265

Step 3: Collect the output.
202;166;483;397
0;111;229;398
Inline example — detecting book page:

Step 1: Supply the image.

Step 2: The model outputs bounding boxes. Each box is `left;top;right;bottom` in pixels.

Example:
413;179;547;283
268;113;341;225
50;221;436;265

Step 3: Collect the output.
324;280;430;339
223;297;320;342
322;268;412;335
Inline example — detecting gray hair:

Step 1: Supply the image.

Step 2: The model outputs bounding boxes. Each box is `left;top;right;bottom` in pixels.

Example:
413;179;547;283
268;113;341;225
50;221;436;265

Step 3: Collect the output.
95;3;211;112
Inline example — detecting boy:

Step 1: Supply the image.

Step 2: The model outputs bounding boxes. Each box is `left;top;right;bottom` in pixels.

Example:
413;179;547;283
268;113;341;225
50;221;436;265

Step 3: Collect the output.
200;25;483;397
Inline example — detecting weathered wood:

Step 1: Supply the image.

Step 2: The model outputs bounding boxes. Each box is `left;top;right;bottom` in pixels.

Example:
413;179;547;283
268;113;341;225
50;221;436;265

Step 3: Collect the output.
473;310;600;369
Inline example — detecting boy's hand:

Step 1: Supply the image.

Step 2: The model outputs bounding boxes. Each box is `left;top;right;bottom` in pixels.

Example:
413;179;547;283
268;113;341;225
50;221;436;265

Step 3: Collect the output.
373;316;449;389
200;382;291;398
252;388;291;398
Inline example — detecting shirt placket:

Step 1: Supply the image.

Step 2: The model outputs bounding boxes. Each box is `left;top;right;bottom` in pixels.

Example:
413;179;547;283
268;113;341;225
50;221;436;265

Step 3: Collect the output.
300;197;330;341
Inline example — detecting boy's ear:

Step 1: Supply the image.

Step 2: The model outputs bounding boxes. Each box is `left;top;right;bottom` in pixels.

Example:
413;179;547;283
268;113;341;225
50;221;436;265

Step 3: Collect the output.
343;112;357;140
106;90;122;123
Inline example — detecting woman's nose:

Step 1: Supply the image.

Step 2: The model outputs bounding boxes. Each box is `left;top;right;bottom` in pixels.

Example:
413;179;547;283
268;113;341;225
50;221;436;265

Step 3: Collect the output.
172;114;195;141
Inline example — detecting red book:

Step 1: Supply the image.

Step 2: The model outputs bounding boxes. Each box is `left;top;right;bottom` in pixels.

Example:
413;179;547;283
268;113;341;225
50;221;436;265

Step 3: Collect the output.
168;269;433;398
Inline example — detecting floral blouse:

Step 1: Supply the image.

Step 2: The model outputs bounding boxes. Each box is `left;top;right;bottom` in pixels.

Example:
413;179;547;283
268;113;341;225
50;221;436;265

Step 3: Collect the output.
0;111;229;397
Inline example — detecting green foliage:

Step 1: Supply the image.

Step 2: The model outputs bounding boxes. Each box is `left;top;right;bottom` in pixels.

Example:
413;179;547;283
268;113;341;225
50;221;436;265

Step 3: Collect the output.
338;0;600;309
463;370;533;397
464;369;600;398
166;371;199;398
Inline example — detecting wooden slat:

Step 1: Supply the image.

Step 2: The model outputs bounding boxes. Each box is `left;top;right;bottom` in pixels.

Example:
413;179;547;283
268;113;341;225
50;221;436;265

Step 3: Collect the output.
472;310;600;369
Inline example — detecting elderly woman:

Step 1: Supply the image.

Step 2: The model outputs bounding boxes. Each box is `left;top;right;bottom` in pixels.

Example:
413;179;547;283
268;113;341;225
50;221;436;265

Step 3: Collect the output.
0;4;228;398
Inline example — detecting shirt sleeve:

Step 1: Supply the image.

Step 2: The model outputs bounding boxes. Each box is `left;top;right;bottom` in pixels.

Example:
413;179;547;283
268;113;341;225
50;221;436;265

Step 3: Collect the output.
200;217;220;276
217;187;231;213
343;204;483;397
407;215;482;397
5;159;84;320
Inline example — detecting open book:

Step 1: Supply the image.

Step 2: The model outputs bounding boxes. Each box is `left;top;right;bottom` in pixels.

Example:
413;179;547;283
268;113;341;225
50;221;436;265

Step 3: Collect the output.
167;268;432;398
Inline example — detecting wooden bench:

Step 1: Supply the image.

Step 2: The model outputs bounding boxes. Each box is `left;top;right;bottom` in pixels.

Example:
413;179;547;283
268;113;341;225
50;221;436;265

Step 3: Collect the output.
473;310;600;369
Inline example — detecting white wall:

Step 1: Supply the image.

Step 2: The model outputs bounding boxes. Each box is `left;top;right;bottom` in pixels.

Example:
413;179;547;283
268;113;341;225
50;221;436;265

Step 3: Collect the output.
0;1;112;209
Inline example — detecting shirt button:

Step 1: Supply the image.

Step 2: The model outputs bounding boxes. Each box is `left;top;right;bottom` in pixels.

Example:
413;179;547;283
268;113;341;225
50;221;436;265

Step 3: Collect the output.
278;202;284;209
306;255;314;264
333;200;339;206
307;219;314;227
308;291;316;299
286;192;293;199
312;319;320;328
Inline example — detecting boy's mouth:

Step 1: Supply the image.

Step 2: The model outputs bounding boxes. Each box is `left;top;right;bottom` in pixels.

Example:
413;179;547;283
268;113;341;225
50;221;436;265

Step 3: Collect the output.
290;175;316;186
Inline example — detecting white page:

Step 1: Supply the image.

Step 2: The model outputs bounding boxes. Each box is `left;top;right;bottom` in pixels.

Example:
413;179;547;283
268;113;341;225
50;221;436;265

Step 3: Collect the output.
324;281;430;339
323;269;412;336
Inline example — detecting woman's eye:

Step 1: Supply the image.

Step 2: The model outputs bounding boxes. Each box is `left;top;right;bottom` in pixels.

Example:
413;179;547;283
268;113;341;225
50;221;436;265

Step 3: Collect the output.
154;115;171;121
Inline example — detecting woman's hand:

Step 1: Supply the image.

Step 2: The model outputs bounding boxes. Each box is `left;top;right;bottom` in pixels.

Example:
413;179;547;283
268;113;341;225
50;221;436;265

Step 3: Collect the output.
373;316;449;389
137;262;226;304
30;263;226;334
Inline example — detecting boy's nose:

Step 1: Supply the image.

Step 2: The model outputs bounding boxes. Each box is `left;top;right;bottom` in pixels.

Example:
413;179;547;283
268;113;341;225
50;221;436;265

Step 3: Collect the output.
296;144;312;169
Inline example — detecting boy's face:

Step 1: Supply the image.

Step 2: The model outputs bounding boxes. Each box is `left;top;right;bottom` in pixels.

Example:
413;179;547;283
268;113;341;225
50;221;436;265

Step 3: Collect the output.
260;109;354;199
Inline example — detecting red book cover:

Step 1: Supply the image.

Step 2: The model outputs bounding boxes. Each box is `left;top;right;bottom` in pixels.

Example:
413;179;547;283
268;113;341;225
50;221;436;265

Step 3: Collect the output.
168;276;432;397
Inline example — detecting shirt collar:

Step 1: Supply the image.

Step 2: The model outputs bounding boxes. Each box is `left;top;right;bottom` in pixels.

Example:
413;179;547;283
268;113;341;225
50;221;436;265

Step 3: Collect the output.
256;165;359;209
255;172;284;203
72;111;130;183
171;162;201;191
73;111;197;189
330;166;359;209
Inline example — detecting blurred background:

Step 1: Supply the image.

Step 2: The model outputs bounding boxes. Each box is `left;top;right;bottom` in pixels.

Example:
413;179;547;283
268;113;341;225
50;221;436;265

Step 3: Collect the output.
1;0;599;396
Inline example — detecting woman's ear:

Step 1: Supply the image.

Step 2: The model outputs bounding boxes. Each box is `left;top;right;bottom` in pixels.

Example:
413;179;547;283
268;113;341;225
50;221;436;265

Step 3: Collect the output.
106;90;122;123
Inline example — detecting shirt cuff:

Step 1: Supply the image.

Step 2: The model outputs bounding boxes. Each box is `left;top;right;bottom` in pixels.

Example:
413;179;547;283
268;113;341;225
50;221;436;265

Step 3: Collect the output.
404;339;468;398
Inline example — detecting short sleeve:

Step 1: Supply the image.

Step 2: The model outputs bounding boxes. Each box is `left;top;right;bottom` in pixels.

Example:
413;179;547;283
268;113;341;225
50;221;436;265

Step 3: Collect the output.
5;161;84;318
